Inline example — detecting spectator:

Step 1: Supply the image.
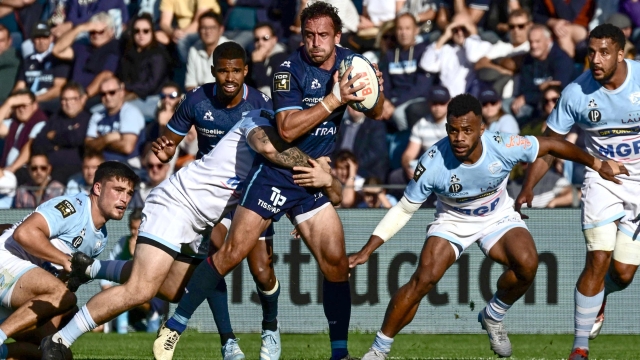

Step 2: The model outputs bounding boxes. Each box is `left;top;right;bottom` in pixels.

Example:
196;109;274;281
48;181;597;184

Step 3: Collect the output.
223;0;275;50
85;77;146;168
381;13;432;131
13;22;70;116
0;90;48;177
510;24;573;124
394;85;449;184
248;22;289;97
358;177;397;208
333;150;364;208
31;82;91;184
159;0;220;63
185;11;228;91
14;153;65;208
420;13;482;97
119;13;172;122
621;0;640;29
606;13;636;59
0;24;20;104
533;0;593;58
483;0;526;38
52;12;121;102
53;0;129;38
479;87;519;133
508;160;573;208
65;151;104;196
335;106;389;181
520;85;561;140
436;0;491;30
401;0;438;35
474;9;532;96
129;150;170;208
359;0;404;33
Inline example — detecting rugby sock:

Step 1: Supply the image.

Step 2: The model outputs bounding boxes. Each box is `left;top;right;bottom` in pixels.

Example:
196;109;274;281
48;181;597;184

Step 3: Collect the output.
88;260;127;283
371;330;394;355
604;272;628;297
323;279;351;360
205;279;236;345
258;279;280;331
573;288;604;350
0;329;6;345
485;294;511;322
55;305;97;347
0;344;7;360
169;259;223;332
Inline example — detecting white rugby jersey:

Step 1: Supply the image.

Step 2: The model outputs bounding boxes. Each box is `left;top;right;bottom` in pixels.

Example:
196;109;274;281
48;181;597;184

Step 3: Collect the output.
168;109;274;225
405;131;539;224
548;59;640;176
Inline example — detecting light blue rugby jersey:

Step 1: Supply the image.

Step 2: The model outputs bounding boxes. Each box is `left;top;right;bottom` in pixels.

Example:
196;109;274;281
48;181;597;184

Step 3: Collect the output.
405;131;539;220
3;192;107;266
548;59;640;175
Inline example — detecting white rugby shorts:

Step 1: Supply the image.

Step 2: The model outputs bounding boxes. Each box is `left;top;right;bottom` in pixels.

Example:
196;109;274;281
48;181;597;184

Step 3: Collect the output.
427;208;528;258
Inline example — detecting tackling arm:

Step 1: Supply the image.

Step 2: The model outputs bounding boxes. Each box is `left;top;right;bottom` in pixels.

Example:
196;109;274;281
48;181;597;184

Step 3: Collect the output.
246;126;312;168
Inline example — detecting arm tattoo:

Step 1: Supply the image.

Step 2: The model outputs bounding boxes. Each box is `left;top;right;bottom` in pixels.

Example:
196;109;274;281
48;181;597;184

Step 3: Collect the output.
249;127;312;168
274;147;311;168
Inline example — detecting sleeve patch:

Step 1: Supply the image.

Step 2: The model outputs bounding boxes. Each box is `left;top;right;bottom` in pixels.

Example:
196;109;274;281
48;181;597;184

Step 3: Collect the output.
54;200;76;218
273;72;291;92
413;163;426;182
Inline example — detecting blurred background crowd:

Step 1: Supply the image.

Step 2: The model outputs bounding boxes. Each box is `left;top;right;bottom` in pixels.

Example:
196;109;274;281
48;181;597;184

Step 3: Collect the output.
0;0;627;210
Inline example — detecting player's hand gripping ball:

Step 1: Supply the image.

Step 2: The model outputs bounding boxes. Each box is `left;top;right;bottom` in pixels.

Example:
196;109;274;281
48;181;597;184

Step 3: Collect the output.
339;54;381;112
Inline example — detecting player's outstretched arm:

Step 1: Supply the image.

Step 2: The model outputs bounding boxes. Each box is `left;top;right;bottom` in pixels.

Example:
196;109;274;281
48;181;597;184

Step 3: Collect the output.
13;213;72;272
349;197;421;268
152;129;185;163
276;67;365;143
247;126;314;168
293;158;343;206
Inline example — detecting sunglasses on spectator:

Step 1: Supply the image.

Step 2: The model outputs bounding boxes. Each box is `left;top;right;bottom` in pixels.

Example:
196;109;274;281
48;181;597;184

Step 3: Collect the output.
545;97;560;104
30;165;48;172
134;28;151;34
147;163;165;170
508;23;528;30
482;101;499;106
160;91;179;99
101;89;119;97
89;29;105;36
254;35;271;42
452;26;466;33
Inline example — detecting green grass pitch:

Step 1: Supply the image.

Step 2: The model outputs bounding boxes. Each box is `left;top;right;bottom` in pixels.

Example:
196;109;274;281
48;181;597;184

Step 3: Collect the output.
71;332;640;359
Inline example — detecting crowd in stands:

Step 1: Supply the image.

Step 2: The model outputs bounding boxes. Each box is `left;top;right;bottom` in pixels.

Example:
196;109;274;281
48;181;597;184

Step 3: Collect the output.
0;0;629;211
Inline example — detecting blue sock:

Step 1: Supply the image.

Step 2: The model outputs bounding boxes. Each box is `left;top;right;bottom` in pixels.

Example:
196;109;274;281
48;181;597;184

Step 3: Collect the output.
166;313;189;334
485;294;512;322
573;288;604;350
0;329;7;345
0;343;7;360
371;330;394;354
90;260;127;283
54;305;97;347
258;279;280;331
170;259;223;332
323;279;351;360
206;278;233;336
604;273;628;297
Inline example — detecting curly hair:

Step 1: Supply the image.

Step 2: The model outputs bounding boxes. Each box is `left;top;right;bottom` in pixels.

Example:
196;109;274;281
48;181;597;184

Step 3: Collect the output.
300;1;343;34
589;23;626;50
447;93;482;118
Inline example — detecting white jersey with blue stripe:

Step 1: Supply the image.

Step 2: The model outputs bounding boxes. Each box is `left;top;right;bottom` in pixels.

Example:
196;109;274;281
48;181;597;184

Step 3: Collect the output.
405;131;539;222
169;109;274;225
1;192;107;267
548;59;640;176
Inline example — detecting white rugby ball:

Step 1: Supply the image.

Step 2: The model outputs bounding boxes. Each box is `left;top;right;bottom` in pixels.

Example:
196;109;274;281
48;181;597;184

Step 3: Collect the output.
339;54;380;112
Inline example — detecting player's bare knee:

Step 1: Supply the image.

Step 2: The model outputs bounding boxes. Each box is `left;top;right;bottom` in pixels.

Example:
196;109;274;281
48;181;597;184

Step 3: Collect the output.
611;264;636;287
250;265;275;290
409;271;438;297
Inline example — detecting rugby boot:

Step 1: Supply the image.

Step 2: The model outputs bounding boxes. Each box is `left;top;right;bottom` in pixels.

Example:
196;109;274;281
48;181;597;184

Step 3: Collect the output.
589;299;607;340
153;322;180;360
478;309;512;357
221;338;245;360
568;347;589;360
40;335;73;360
361;348;388;360
67;252;94;292
260;326;281;360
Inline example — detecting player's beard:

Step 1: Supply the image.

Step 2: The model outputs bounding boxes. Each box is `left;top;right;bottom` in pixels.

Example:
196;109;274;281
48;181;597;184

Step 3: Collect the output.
454;138;481;162
592;63;617;83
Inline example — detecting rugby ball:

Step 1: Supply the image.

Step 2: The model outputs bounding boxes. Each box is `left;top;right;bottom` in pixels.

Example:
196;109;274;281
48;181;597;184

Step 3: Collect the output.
339;54;380;112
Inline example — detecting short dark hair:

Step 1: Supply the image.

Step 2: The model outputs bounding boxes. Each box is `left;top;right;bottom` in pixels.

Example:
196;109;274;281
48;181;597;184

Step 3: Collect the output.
447;93;482;119
83;148;105;162
29;151;49;164
508;8;531;22
254;22;275;36
395;12;417;27
162;81;181;92
11;88;36;103
93;161;140;188
334;149;358;165
61;81;86;97
589;23;626;50
129;208;143;224
199;11;223;27
211;41;247;66
301;1;343;35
